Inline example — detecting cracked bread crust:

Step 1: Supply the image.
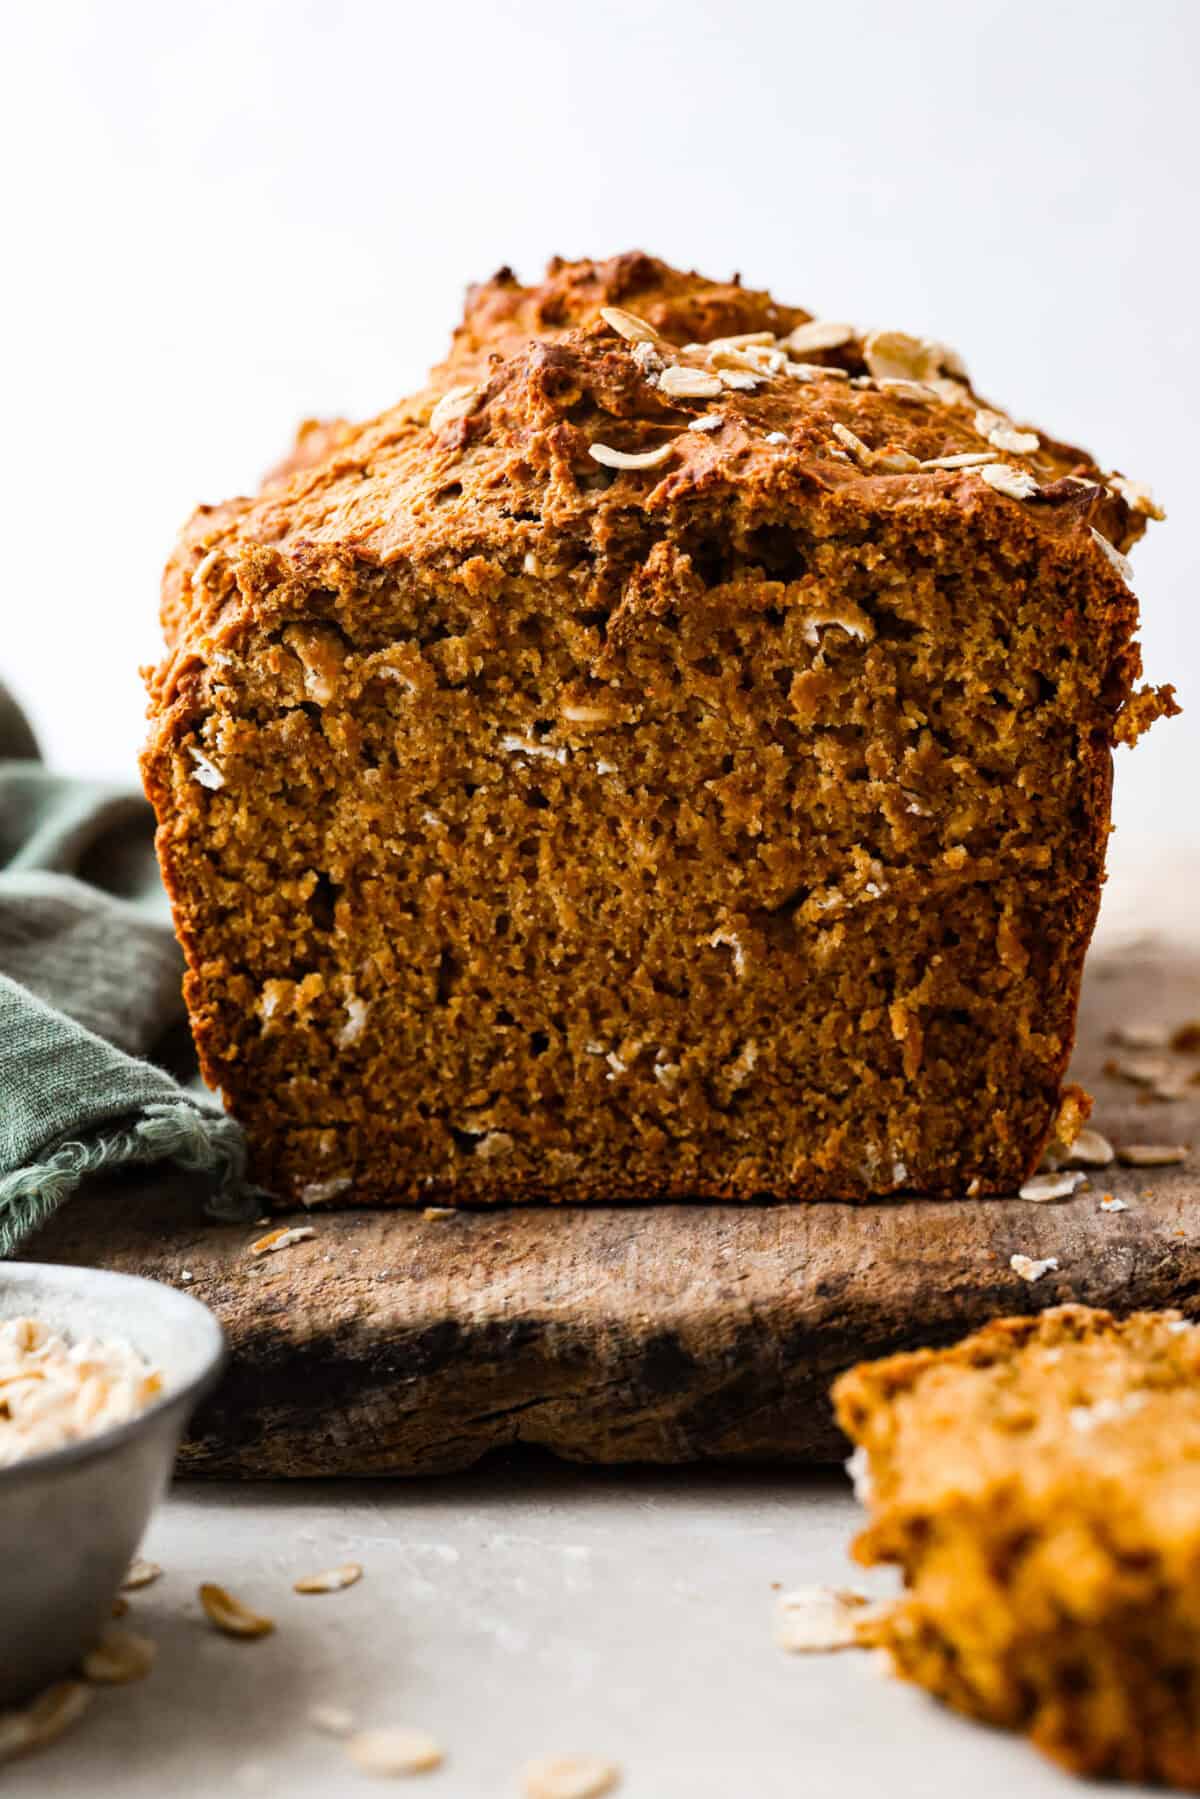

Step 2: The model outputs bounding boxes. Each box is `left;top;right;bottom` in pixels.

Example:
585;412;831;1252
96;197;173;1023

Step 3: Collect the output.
142;253;1176;1208
154;251;1159;665
835;1307;1200;1787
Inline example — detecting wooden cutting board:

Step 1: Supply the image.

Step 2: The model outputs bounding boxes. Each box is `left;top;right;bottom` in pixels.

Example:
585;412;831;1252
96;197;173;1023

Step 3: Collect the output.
21;938;1200;1477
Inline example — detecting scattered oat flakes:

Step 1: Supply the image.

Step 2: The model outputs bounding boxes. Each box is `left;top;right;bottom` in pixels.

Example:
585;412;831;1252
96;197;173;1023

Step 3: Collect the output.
338;995;369;1048
429;385;480;431
521;1753;621;1799
919;451;996;470
249;1226;315;1258
300;1175;351;1206
598;305;657;344
588;442;673;471
1107;473;1165;518
122;1557;163;1590
831;422;872;463
187;745;225;790
198;1584;275;1639
500;734;568;764
0;1681;91;1764
774;1585;869;1652
1100;1196;1129;1212
706;331;777;350
877;377;936;401
1019;1171;1084;1202
1107;1052;1173;1087
708;340;783;375
1151;1077;1194;1102
790;360;850;382
560;702;615;725
862;330;941;383
1111;1020;1171;1050
629;340;664;377
1117;1144;1188;1167
422;1206;456;1220
656;365;723;399
1067;1128;1115;1168
764;430;788;445
347;1726;443;1777
927;375;972;407
1010;1253;1060;1283
687;413;723;432
980;462;1039;500
82;1627;157;1684
987;425;1039;454
785;320;855;355
717;368;760;391
873;448;921;472
1089;526;1134;585
294;1563;363;1595
310;1703;355;1737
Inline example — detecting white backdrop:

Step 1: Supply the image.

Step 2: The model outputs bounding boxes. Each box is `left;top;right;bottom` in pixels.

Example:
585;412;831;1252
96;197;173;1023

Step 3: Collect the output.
4;0;1196;879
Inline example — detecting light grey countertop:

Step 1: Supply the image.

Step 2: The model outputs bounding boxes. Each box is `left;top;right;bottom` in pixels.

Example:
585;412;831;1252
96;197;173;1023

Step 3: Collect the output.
11;1461;1143;1797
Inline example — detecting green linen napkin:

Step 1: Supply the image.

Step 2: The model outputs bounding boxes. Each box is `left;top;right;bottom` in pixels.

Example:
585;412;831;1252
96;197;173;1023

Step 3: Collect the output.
0;685;255;1255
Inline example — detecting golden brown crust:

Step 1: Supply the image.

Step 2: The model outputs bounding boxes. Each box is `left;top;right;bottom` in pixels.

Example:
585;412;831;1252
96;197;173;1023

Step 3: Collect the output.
835;1306;1200;1786
142;255;1175;1208
439;250;808;375
152;251;1160;672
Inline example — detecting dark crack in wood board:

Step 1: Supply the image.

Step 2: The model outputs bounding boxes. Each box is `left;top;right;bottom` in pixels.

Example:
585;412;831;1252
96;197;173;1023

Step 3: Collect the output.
20;940;1200;1477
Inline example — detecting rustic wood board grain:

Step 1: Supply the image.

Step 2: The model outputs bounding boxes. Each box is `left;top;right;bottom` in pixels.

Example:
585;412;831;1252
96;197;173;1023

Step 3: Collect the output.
20;940;1200;1477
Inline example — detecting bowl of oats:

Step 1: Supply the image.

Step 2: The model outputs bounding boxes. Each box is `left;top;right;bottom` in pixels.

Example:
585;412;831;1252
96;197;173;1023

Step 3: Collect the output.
0;1263;225;1705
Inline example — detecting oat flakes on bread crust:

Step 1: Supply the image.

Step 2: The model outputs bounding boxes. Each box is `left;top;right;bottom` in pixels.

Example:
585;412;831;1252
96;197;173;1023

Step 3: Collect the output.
142;253;1175;1209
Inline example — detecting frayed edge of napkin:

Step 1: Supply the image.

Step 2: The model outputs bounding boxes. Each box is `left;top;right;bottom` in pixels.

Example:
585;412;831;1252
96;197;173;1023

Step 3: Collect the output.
0;1101;260;1256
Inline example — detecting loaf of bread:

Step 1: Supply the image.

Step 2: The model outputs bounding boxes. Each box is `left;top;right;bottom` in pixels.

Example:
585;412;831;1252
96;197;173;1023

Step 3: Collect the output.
834;1305;1200;1786
142;252;1175;1208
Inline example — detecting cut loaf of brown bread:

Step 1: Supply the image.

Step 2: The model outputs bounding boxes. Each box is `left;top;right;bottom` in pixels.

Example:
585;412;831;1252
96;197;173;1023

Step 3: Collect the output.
142;252;1175;1208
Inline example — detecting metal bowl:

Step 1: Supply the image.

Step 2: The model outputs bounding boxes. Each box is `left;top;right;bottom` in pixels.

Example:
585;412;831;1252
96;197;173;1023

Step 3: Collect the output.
0;1262;226;1706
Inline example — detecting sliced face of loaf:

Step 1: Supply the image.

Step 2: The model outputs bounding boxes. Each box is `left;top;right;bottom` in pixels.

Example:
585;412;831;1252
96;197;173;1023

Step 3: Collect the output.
142;254;1171;1206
